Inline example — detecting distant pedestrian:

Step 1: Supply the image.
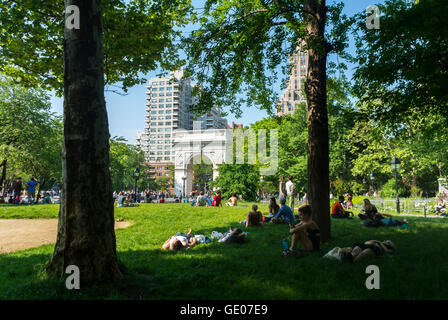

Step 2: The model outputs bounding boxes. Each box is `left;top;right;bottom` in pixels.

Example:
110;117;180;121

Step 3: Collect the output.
286;176;295;210
12;177;22;205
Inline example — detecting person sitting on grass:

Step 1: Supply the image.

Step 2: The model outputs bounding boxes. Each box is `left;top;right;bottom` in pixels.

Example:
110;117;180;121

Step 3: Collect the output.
265;196;280;222
43;192;52;204
340;240;395;263
435;198;446;216
283;205;320;257
226;194;238;206
195;191;209;207
162;228;198;250
239;204;264;227
271;197;294;224
331;195;354;219
212;191;222;207
358;198;379;220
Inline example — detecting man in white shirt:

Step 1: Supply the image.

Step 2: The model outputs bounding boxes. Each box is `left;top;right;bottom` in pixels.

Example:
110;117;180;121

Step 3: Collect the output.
286;176;295;210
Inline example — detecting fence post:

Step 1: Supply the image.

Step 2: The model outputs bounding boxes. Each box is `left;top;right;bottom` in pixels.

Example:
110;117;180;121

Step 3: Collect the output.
424;204;427;218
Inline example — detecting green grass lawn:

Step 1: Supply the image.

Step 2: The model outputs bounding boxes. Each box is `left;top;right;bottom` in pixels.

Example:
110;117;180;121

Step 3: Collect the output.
1;202;448;299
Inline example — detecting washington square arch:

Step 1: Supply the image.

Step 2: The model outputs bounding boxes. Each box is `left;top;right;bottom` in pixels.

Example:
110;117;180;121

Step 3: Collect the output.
172;126;279;197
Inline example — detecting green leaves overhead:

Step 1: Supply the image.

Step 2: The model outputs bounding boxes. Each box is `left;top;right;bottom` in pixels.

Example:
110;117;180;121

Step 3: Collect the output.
0;0;194;95
352;0;448;123
183;0;350;117
0;78;62;183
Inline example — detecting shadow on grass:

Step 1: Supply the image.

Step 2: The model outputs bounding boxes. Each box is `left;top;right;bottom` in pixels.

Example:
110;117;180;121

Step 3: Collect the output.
1;216;448;299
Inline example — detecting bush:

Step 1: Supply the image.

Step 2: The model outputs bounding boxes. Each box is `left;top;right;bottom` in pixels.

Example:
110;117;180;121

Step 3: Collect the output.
379;178;409;198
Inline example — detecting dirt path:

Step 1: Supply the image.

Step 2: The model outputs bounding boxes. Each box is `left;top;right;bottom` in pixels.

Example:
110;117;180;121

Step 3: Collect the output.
0;219;133;254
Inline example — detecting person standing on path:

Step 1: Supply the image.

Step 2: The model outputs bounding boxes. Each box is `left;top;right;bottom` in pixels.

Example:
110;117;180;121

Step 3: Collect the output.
286;176;295;210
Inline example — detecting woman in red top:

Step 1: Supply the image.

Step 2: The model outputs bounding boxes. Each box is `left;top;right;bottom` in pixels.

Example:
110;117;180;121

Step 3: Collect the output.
212;191;222;207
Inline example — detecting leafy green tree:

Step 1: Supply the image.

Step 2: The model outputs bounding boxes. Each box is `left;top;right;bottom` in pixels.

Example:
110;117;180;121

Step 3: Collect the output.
0;79;62;190
352;0;448;123
193;162;213;192
0;0;194;94
212;164;259;201
156;176;171;192
109;137;150;191
183;0;352;240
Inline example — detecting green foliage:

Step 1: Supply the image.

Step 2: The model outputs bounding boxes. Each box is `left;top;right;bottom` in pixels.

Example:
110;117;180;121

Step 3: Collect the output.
183;0;350;116
155;176;171;192
332;178;344;197
109;137;151;191
352;0;448;122
0;79;62;186
379;178;409;198
0;0;194;94
212;164;259;201
192;162;213;192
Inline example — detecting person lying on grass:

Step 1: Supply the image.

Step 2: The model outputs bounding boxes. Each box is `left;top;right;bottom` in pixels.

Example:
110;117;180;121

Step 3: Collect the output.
238;204;264;227
340;240;395;263
283;205;320;257
364;211;408;227
218;227;248;243
162;228;198;250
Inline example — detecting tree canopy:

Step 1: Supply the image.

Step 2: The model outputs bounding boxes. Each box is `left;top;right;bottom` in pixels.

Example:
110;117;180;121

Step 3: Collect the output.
0;0;194;94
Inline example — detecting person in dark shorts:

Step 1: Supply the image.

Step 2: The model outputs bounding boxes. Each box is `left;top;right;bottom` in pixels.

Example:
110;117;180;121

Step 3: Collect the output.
283;205;320;256
340;240;395;263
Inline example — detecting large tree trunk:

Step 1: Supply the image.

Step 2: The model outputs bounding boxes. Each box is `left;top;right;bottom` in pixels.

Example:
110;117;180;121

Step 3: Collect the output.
46;0;122;284
0;159;6;190
304;0;330;242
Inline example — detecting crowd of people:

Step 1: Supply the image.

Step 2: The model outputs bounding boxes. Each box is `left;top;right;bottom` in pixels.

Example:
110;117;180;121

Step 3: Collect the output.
166;175;402;264
0;177;59;205
112;190;172;206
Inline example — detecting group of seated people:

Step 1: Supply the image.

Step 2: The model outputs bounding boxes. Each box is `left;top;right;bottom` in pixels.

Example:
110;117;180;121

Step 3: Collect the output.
191;191;239;207
190;191;224;207
358;199;408;227
164;192;401;263
116;191;140;207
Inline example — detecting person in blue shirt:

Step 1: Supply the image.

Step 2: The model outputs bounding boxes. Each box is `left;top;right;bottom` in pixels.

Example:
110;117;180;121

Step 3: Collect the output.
26;177;39;203
271;197;294;224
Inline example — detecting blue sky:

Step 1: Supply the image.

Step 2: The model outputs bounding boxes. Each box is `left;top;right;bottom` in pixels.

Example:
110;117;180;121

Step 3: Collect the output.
50;0;384;144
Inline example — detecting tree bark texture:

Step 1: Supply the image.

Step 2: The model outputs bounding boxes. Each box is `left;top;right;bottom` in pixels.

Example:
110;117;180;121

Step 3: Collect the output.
304;0;331;242
46;0;122;284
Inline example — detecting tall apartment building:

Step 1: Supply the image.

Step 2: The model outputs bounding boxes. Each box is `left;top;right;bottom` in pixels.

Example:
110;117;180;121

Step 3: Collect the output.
276;46;309;117
137;68;228;182
198;106;228;130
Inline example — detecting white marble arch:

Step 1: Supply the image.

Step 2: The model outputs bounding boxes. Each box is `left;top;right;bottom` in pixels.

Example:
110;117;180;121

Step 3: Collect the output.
173;129;228;197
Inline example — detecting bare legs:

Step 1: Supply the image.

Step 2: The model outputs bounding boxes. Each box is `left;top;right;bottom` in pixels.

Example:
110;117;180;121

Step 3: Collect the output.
290;229;313;252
